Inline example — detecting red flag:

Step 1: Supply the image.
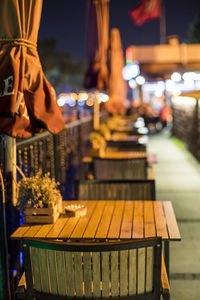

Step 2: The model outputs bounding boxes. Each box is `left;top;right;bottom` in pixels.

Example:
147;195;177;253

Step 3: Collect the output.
129;0;161;26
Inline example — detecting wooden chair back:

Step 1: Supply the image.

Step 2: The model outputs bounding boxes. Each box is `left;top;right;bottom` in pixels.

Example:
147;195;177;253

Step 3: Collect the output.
93;157;148;180
76;179;156;200
22;238;162;300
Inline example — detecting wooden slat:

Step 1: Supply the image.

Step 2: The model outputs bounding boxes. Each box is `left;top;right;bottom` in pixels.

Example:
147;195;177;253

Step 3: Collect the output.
100;151;147;159
102;252;110;297
95;201;115;239
145;247;153;293
56;250;66;296
70;202;97;239
93;252;101;297
148;165;154;180
144;201;156;238
74;252;83;297
31;247;41;291
83;201;105;239
83;252;92;297
107;201;124;239
64;252;74;297
23;225;42;238
46;218;69;239
129;249;137;295
137;248;145;294
47;250;58;295
132;201;144;239
11;225;30;239
120;250;128;296
120;201;134;239
153;202;169;239
111;251;119;297
163;201;181;240
39;249;50;293
59;216;81;239
34;224;53;238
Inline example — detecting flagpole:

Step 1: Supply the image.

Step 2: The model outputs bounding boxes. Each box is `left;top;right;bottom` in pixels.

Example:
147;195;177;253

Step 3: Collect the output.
160;0;166;44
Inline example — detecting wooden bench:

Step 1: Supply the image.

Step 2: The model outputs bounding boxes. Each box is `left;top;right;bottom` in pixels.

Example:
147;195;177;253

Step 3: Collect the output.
17;237;169;300
76;178;156;200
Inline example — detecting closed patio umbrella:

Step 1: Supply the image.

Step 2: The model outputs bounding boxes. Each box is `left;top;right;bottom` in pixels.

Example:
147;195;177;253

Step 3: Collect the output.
105;28;127;115
0;0;65;139
84;0;109;91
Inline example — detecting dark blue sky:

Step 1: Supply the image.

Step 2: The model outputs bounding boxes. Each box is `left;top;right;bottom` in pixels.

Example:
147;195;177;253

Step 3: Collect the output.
39;0;200;61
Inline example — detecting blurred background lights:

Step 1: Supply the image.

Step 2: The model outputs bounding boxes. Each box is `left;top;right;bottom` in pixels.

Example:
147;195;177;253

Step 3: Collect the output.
98;93;109;102
165;79;175;92
136;75;145;85
122;61;140;80
134;117;145;128
86;98;93;106
70;93;78;100
57;96;66;106
171;72;182;82
68;98;76;107
155;90;163;98
128;79;137;89
184;78;195;89
157;81;165;91
78;92;88;101
77;100;85;106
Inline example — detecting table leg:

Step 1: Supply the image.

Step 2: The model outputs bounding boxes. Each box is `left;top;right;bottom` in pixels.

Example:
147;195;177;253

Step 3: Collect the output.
164;240;170;279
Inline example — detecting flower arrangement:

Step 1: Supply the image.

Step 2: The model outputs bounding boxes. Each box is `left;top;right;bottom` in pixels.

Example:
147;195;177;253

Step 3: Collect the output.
17;170;62;211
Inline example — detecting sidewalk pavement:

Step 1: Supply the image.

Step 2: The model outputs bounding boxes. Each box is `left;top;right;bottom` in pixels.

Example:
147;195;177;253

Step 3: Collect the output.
148;129;200;300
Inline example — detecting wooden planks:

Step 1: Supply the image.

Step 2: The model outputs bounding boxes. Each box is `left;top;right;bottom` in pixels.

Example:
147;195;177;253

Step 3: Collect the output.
163;201;181;240
132;201;144;239
154;202;169;240
107;201;124;239
11;201;181;242
95;201;115;239
120;201;134;239
144;201;155;238
99;151;147;160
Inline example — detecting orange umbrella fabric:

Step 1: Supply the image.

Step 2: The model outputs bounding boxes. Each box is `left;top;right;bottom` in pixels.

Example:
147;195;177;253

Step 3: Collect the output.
105;28;127;115
0;0;65;138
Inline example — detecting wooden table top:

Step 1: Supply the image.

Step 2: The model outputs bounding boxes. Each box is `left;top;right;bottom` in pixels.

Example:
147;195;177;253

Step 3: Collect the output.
11;200;181;242
108;134;141;142
96;151;147;160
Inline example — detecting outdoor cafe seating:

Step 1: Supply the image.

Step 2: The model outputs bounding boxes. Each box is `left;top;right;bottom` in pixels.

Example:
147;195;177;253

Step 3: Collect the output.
9;115;181;300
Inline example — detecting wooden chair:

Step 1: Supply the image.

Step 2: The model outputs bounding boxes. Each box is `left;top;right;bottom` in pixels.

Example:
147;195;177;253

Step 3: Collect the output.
76;179;156;200
93;157;148;180
20;237;169;300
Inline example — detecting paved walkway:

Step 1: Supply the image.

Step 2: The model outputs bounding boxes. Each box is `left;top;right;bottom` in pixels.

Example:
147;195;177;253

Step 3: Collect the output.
148;129;200;300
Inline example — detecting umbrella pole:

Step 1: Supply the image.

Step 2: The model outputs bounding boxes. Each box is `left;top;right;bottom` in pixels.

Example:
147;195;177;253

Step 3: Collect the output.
93;92;100;130
5;136;17;206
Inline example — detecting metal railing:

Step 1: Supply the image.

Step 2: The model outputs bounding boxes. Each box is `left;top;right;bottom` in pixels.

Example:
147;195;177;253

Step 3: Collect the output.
16;115;94;199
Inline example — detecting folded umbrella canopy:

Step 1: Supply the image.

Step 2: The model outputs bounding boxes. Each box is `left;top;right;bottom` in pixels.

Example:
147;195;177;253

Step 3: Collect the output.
105;28;127;115
0;0;65;138
84;0;109;91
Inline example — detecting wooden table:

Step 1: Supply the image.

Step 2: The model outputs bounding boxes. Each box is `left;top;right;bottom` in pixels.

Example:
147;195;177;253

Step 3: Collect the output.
96;151;147;159
11;200;181;277
108;134;142;142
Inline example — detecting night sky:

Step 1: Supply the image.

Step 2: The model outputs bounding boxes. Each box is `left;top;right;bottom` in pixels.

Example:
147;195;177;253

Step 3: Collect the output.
39;0;200;62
